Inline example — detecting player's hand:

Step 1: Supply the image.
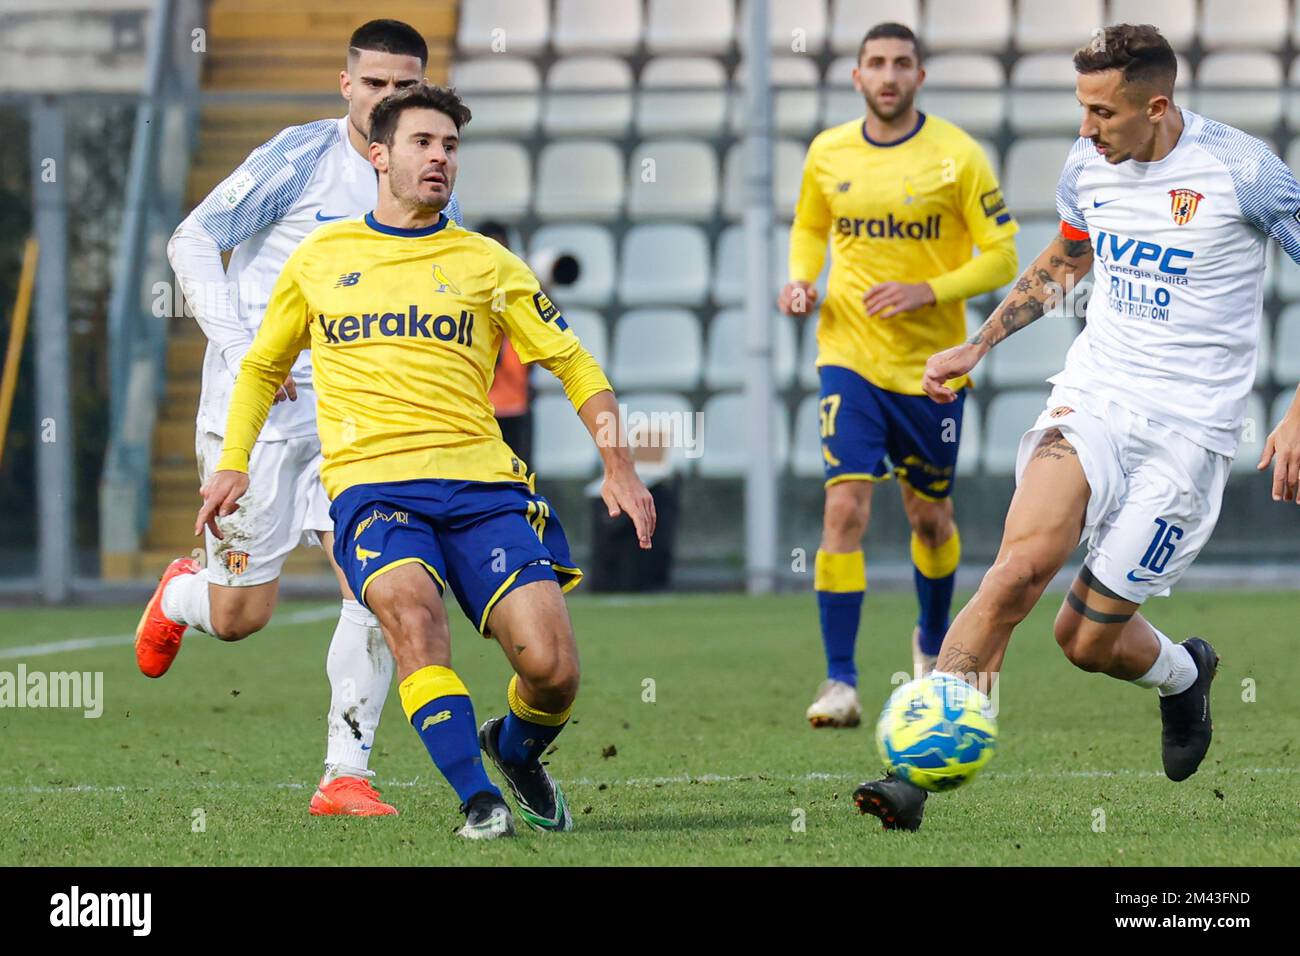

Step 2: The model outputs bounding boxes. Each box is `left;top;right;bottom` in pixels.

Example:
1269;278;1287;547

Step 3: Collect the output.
1258;407;1300;503
922;342;986;404
272;373;297;405
777;281;819;317
195;470;250;539
863;281;937;318
601;462;656;549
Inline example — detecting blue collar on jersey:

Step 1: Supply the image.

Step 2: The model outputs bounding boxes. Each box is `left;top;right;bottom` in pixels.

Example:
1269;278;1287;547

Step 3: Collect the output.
364;211;449;237
862;111;927;148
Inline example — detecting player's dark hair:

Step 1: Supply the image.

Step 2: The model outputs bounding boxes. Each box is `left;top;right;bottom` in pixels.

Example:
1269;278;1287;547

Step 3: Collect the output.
368;83;472;147
348;18;428;68
1073;23;1177;96
858;22;923;65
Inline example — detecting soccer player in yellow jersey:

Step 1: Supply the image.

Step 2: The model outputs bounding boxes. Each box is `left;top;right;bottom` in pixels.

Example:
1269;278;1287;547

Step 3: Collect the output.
195;84;656;839
778;23;1020;727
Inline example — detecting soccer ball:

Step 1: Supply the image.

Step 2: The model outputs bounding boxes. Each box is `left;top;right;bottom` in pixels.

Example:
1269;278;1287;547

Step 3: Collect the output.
876;673;998;792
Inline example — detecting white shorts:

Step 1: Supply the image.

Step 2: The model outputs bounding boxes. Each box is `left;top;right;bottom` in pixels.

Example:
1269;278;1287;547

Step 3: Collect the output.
196;431;333;587
1015;385;1232;604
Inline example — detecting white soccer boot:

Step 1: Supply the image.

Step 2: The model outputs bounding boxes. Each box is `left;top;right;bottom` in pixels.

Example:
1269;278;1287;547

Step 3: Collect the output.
806;678;862;728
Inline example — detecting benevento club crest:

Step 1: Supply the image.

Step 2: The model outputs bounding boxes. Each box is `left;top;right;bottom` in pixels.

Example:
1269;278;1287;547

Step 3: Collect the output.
1169;188;1205;226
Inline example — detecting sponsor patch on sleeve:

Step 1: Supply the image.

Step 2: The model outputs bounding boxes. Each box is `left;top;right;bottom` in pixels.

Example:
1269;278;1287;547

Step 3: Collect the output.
219;169;257;209
980;188;1008;218
532;290;568;330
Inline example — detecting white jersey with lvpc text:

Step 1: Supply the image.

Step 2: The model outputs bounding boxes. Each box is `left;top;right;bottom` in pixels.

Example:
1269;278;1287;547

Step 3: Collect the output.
1054;108;1300;458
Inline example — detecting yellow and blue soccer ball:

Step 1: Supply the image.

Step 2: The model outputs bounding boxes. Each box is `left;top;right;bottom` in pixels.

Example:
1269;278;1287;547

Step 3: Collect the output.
876;674;998;792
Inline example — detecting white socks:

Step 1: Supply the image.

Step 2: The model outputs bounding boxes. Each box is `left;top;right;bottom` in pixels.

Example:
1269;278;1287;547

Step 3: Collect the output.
160;568;214;634
323;599;394;781
1133;626;1198;697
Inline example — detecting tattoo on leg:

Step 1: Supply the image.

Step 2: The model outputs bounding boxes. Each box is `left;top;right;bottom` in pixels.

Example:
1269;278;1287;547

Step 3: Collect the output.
1032;428;1078;461
937;642;980;674
514;644;526;655
1066;589;1134;624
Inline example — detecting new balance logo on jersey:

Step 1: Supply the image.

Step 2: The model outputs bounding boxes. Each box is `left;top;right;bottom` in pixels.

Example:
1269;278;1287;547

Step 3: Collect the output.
335;272;362;287
317;306;475;347
835;213;942;240
1094;231;1195;276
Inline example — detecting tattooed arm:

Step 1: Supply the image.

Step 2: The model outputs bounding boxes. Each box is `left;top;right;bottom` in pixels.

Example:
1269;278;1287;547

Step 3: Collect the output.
920;232;1094;403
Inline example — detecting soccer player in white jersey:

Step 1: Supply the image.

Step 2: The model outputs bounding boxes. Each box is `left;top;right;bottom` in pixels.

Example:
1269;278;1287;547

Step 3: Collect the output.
855;24;1300;831
133;20;456;817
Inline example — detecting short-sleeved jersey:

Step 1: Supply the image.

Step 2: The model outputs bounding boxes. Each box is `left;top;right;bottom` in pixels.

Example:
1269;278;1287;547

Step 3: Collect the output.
791;113;1019;394
218;213;607;498
1053;109;1300;457
188;116;462;441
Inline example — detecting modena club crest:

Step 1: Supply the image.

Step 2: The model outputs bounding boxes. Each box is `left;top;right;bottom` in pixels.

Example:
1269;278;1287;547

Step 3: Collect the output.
1169;188;1205;226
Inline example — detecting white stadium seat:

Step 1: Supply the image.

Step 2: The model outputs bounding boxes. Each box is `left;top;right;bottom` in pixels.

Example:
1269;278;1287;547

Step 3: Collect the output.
619;390;700;474
1233;393;1269;473
1195;53;1283;136
829;0;919;55
920;55;1006;137
956;394;983;477
698;392;790;476
799;313;820;389
543;57;633;137
792;393;826;478
821;55;863;127
1107;1;1195;50
982;390;1051;475
1015;0;1103;51
553;0;643;55
534;308;610;392
458;0;550;55
1009;54;1083;135
452;142;530;221
1005;138;1076;217
532;394;599;477
1199;0;1287;51
739;0;828;54
645;0;735;55
1274;306;1300;385
711;224;792;305
1288;57;1300;133
611;309;703;390
732;56;822;137
638;57;728;136
986;316;1081;387
704;309;798;390
722;139;804;219
627;140;719;220
451;59;540;136
528;223;616;307
535;141;624;219
924;0;1012;52
618;223;711;306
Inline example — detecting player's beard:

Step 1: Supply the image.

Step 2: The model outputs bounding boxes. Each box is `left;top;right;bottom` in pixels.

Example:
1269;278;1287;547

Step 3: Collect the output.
390;163;448;217
866;87;915;123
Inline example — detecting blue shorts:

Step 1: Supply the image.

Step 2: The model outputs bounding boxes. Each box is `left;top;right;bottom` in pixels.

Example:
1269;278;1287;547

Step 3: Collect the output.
816;365;965;500
329;479;582;636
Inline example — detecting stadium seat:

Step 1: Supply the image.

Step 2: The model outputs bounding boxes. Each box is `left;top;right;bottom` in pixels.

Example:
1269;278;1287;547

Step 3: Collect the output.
1107;0;1195;50
451;59;540;136
985;315;1081;387
534;308;610;392
611;308;703;390
1195;53;1283;135
956;394;982;477
618;223;711;306
731;56;822;137
1199;0;1287;50
722;139;805;219
1005;138;1077;217
738;0;828;54
698;392;790;477
821;55;864;128
627;140;719;220
711;223;793;306
543;57;634;137
645;0;735;54
1009;54;1083;135
919;55;1005;137
638;57;728;136
829;0;919;54
452;142;531;221
1015;0;1103;51
924;0;1012;52
704;309;798;390
1288;58;1300;134
792;393;826;478
535;141;624;219
982;389;1050;475
799;313;820;389
528;223;616;307
1233;392;1269;473
1274;306;1300;385
552;0;643;55
619;390;701;474
532;394;599;477
458;0;550;55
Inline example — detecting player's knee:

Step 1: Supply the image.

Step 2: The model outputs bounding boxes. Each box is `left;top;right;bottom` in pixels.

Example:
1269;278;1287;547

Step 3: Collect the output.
824;491;869;540
908;502;952;545
209;605;270;642
1056;627;1112;673
386;601;446;647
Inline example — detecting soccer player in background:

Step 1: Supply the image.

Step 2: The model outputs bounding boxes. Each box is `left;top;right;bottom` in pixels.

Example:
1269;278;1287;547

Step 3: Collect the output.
195;84;656;838
856;24;1300;831
778;22;1020;728
135;19;456;816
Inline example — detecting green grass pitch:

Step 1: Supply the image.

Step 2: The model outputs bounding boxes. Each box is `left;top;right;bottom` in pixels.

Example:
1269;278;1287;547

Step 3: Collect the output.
0;590;1295;866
